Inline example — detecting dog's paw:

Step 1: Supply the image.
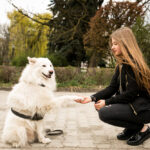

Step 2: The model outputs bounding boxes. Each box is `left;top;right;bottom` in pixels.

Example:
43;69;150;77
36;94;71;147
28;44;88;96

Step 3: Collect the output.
73;96;84;101
12;142;21;148
41;138;51;144
44;105;51;111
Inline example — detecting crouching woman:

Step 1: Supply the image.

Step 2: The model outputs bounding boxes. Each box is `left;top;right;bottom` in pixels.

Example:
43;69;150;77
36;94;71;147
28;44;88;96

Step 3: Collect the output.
75;27;150;146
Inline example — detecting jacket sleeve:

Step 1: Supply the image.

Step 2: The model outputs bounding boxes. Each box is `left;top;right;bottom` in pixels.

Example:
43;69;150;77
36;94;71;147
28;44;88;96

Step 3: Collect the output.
105;65;139;105
91;66;119;102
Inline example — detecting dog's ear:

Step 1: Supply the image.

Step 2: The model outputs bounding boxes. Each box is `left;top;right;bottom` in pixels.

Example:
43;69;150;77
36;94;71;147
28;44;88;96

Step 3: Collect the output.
27;57;36;64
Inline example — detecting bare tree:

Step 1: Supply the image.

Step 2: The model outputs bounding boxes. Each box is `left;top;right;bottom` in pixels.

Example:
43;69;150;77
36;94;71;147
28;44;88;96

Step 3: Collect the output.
0;24;10;65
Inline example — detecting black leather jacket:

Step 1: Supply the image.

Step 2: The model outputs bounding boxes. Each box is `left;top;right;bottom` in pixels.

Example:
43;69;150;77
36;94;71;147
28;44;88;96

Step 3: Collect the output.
91;64;150;114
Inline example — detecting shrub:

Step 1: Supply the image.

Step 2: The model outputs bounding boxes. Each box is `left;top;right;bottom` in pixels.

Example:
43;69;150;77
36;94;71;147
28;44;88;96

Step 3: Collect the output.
55;67;114;88
47;53;69;66
55;67;80;82
0;66;115;90
11;55;28;66
0;66;16;83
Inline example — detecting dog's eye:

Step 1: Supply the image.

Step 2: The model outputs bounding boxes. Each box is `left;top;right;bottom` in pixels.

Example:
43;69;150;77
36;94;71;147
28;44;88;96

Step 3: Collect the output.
50;65;52;67
42;65;46;67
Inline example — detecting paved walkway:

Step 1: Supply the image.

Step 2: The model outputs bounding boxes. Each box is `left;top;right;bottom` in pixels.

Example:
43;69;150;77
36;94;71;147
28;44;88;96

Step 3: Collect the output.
0;90;150;150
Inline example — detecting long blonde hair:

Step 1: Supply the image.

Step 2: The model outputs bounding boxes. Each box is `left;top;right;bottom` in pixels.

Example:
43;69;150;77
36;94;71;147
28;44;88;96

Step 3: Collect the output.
109;27;150;94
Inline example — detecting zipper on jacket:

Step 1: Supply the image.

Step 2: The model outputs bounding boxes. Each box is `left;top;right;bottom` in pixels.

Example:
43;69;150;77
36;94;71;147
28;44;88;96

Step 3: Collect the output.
129;103;137;116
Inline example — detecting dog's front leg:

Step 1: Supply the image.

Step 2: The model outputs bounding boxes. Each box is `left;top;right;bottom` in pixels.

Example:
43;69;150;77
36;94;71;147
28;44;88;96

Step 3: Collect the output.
36;121;51;144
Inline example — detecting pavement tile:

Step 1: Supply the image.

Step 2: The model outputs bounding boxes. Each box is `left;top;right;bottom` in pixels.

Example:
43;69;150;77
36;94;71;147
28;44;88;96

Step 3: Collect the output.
0;91;150;149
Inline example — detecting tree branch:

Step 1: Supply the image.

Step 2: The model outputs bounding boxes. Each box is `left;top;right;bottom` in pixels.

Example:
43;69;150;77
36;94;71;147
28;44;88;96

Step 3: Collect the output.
7;0;49;26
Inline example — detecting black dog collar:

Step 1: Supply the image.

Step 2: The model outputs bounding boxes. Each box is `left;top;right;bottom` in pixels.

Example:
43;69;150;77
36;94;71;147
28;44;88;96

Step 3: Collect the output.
11;108;43;121
39;83;46;87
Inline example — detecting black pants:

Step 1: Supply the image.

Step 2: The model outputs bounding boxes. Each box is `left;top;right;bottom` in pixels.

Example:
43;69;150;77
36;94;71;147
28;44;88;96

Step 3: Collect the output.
98;104;150;131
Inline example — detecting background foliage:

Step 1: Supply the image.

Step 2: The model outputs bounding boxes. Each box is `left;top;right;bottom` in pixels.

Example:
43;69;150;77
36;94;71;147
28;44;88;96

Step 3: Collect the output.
0;0;150;68
0;66;114;91
132;17;150;66
47;0;104;66
7;11;51;66
83;0;147;67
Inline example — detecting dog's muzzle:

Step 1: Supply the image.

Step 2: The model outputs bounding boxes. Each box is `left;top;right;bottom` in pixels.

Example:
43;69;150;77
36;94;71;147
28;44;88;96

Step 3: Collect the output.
42;71;53;78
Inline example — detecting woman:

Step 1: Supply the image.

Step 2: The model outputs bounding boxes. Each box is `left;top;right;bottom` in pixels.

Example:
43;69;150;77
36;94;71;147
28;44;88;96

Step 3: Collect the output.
75;27;150;146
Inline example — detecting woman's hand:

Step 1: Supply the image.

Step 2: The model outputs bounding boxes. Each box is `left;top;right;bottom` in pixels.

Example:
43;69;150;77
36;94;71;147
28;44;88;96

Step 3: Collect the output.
74;96;92;104
94;100;105;110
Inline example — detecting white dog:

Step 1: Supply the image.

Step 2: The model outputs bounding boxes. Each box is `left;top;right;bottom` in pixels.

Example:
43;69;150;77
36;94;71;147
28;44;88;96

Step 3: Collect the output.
2;57;82;148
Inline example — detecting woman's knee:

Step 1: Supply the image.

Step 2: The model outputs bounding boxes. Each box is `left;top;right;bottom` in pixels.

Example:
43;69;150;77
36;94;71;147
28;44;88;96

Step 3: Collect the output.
98;107;111;122
98;107;107;122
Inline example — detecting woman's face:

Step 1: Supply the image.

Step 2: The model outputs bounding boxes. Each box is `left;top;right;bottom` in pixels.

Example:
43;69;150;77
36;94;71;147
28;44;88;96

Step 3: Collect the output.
111;38;122;56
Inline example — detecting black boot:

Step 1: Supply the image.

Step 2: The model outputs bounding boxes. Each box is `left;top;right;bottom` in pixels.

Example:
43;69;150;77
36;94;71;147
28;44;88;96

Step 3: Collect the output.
127;126;150;146
117;128;138;140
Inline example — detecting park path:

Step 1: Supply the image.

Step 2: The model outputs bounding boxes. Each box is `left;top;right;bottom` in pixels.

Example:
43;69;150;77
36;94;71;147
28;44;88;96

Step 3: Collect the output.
0;90;150;150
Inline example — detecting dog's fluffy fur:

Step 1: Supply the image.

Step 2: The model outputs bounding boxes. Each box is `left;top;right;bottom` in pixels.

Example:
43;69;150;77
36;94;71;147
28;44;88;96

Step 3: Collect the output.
2;57;81;147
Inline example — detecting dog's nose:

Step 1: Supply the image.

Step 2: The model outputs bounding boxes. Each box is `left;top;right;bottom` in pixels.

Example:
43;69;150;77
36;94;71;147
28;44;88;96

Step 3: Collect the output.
49;71;53;75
